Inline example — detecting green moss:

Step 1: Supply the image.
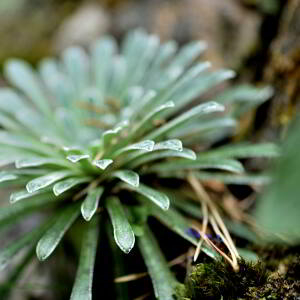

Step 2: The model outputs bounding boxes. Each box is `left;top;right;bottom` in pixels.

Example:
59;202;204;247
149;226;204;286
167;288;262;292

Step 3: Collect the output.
176;259;267;300
176;253;300;300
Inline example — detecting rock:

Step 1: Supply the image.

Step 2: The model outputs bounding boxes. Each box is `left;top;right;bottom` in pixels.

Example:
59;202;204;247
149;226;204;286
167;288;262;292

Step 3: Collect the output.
112;0;262;69
53;2;110;52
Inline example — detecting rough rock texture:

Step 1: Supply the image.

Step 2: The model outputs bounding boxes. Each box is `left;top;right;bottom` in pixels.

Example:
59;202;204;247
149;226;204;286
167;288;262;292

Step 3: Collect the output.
262;0;300;138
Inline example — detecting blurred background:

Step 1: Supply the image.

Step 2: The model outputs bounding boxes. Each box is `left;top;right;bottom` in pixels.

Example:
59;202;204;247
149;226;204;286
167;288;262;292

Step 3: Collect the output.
0;1;299;299
0;0;299;138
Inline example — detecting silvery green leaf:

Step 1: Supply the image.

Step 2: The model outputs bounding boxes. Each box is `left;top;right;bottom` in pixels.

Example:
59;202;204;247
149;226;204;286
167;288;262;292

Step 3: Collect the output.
0;193;58;227
0;88;26;114
145;201;217;259
0;172;18;183
214;84;273;105
70;217;99;300
4;59;51;116
36;204;80;261
112;170;139;187
127;183;169;211
200;143;280;159
192;171;271;185
114;140;155;157
170;117;237;139
171;40;207;68
170;70;236;112
0;223;49;270
102;121;129;147
15;157;68;169
106;197;135;254
129;90;157;118
26;171;71;193
138;225;177;300
146;102;225;140
0;112;21;131
62;46;89;94
92;159;113;170
127;148;196;169
91;36;117;93
67;154;90;163
10;189;46;203
53;177;90;196
148;61;210;111
81;187;104;221
148;157;244;174
154;139;183;151
130;34;159;85
131;101;174;136
144;40;177;85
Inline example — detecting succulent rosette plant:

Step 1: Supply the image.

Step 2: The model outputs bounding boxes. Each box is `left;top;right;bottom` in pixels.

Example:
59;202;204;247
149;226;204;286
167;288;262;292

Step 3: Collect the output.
0;29;278;299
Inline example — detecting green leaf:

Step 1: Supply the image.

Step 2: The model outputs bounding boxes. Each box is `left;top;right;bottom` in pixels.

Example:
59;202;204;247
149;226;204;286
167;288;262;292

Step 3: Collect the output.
154;139;183;151
126;183;170;210
113;140;155;157
36;203;80;260
166;69;236;115
0;172;18;183
92;159;113;170
254;119;300;244
0;193;59;227
0;222;49;270
128;148;196;169
138;224;177;300
131;101;175;136
172;40;207;68
146;102;225;140
67;154;90;163
145;200;217;259
15;157;69;169
214;84;273;105
4;59;51;116
53;177;90;196
106;197;135;254
102;121;129;147
170;117;237;140
62;47;89;94
26;171;71;193
70;216;99;300
81;187;104;221
112;170;140;187
0;88;26;114
91;36;117;94
10;189;48;203
191;171;271;185
148;158;244;174
200;143;280;159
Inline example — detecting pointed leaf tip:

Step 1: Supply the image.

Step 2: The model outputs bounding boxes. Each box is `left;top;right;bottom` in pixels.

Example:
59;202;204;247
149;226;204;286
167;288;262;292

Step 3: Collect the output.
113;170;140;187
92;159;113;170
